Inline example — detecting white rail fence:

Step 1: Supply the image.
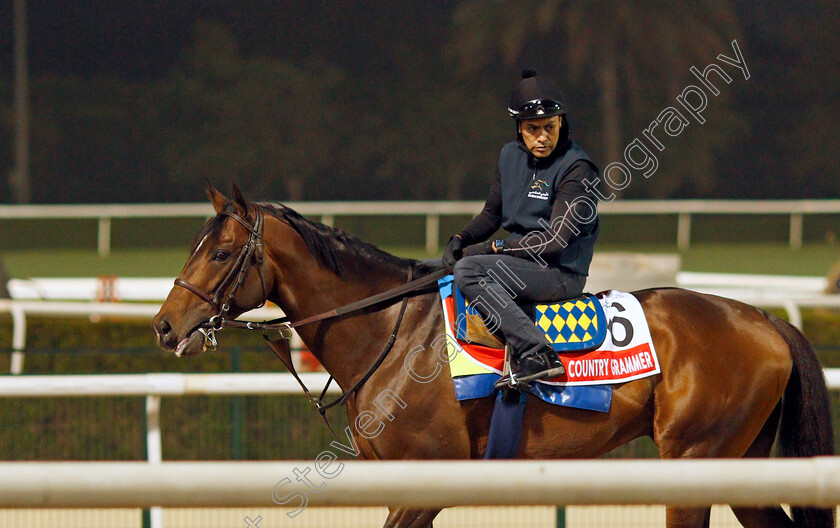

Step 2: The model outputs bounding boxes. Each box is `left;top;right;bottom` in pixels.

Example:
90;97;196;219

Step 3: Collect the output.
0;300;290;374
3;370;840;471
0;371;333;528
7;272;832;302
2;373;839;528
1;199;839;254
3;290;838;375
3;370;840;468
1;373;840;517
3;459;840;509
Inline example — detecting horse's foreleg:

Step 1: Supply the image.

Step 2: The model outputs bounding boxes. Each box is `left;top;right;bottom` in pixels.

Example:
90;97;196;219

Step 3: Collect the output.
666;507;711;528
383;508;441;528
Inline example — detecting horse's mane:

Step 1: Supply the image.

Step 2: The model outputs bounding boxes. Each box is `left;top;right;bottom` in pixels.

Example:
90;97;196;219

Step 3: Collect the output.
261;203;418;277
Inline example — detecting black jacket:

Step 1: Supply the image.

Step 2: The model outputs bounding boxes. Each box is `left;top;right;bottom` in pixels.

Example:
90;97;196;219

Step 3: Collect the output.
459;139;600;276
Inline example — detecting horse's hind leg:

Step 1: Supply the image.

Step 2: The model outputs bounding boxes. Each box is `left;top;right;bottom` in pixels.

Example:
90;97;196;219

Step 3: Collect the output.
731;404;794;528
661;402;790;528
662;404;793;528
732;505;793;527
649;295;793;528
383;508;441;528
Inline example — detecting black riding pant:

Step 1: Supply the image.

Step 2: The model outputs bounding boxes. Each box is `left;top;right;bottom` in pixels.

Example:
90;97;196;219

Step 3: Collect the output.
453;255;585;358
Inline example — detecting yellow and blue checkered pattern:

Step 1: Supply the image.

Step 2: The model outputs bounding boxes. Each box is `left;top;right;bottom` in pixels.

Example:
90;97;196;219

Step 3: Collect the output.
535;296;606;352
452;281;607;353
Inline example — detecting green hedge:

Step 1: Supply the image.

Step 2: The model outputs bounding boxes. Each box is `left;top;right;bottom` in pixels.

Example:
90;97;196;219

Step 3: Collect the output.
0;314;274;374
2;308;838;370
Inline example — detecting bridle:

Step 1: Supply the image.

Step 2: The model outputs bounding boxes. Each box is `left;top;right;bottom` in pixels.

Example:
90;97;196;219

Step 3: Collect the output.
174;205;268;348
171;202;449;437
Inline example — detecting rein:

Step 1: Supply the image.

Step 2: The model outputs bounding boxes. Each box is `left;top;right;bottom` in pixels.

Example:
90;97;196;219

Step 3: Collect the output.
172;204;448;436
237;266;446;438
261;266;419;437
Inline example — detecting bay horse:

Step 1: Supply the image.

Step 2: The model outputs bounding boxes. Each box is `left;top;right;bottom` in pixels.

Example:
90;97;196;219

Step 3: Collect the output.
153;184;834;528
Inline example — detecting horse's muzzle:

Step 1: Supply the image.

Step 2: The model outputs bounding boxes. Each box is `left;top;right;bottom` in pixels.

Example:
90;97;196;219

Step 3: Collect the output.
153;314;210;357
152;315;175;349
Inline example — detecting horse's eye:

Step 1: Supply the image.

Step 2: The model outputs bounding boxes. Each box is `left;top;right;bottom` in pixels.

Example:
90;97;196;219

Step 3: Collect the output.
213;250;231;262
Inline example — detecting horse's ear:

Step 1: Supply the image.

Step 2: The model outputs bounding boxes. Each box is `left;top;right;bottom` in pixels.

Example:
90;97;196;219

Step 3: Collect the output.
206;181;228;214
231;182;249;216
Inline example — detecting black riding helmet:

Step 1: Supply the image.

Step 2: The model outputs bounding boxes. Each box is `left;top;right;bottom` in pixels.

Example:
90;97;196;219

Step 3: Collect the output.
508;69;566;120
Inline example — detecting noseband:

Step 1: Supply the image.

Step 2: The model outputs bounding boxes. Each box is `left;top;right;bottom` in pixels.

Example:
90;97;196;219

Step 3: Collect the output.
174;206;268;335
171;205;450;437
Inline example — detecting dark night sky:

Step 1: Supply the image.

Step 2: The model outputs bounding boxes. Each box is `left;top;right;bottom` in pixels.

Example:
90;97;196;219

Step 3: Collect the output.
0;1;456;80
2;1;839;203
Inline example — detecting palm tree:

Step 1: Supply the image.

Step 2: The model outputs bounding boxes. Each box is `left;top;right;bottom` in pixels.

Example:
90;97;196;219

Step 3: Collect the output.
448;1;741;196
0;92;11;189
781;0;840;198
158;20;355;201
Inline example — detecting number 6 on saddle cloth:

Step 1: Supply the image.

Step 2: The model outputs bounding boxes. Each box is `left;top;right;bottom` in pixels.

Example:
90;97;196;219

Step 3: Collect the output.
452;285;608;354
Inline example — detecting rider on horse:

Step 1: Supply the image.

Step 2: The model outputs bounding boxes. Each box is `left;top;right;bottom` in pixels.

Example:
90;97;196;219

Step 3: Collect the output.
443;69;601;386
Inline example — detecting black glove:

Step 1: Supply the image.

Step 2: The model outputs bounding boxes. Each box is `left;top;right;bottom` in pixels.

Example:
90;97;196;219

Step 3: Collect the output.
463;240;495;257
442;235;464;267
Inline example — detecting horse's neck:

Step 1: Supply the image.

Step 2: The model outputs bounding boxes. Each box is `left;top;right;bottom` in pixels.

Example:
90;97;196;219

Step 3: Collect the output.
268;244;414;390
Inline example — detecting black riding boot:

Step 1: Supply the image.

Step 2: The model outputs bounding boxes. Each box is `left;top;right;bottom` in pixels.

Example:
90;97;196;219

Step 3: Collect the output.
496;344;565;389
514;346;565;382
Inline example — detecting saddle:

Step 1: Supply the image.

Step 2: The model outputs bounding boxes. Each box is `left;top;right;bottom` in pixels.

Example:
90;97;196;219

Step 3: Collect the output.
452;285;607;353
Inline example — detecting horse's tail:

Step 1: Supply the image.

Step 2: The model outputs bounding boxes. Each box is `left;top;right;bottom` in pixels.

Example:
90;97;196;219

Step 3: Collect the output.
764;310;835;528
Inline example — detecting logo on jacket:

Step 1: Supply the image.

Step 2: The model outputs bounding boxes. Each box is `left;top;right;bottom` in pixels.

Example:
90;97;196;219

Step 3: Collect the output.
527;179;550;200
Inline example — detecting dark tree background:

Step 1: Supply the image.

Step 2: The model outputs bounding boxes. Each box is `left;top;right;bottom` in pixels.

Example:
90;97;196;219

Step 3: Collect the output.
0;0;837;203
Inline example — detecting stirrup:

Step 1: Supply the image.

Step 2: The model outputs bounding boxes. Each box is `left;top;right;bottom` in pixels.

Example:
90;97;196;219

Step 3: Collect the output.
515;365;566;384
494;372;531;391
493;344;532;391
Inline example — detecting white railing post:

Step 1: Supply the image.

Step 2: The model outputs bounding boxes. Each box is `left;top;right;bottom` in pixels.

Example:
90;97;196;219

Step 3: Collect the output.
291;331;303;371
790;213;803;250
425;214;440;254
677;213;691;252
783;300;803;330
97;217;111;257
9;304;25;375
321;214;334;228
146;395;163;528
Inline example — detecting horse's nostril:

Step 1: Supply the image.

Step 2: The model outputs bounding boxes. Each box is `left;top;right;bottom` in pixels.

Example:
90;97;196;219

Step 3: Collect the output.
159;319;172;335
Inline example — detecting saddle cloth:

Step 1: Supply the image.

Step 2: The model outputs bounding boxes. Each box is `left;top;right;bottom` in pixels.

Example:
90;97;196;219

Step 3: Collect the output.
438;275;661;412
